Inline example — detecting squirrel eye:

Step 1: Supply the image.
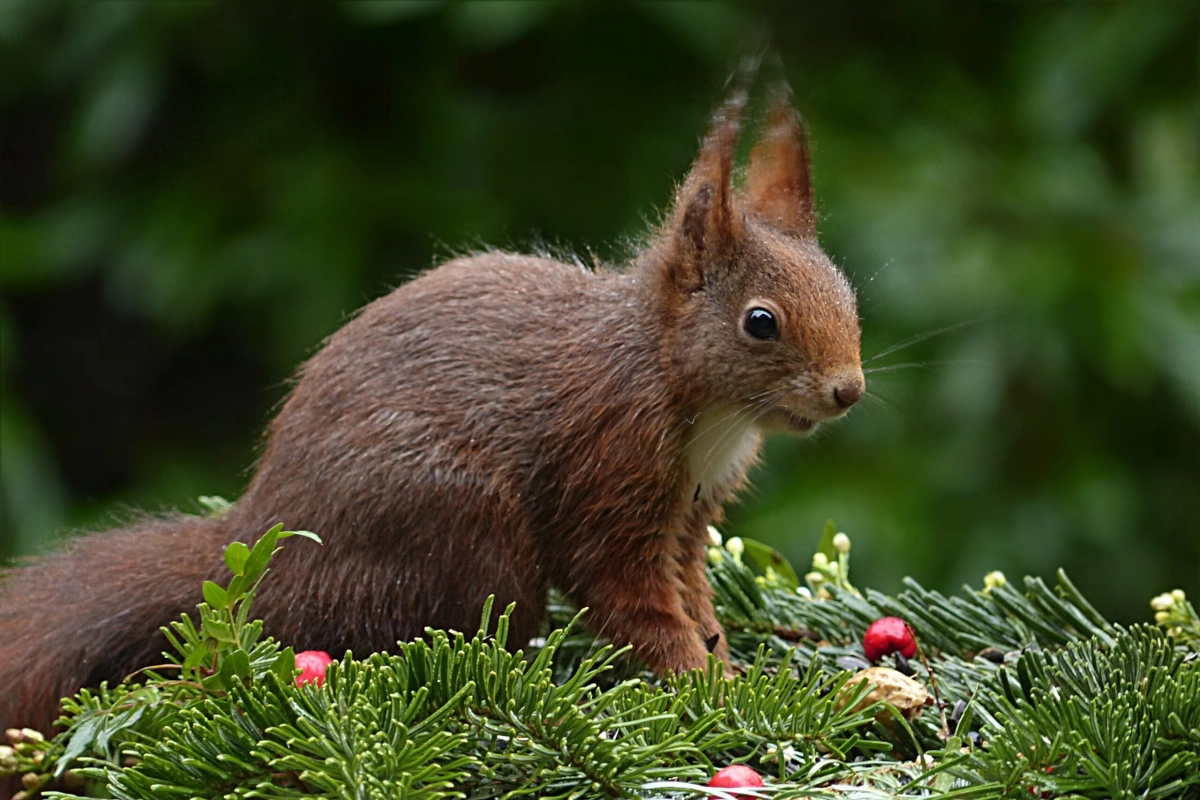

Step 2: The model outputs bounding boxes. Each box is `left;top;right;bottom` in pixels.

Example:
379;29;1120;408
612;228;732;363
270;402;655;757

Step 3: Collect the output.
743;307;779;340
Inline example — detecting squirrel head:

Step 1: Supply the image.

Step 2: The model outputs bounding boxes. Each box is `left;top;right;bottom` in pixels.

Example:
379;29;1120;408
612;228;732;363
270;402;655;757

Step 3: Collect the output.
640;82;864;435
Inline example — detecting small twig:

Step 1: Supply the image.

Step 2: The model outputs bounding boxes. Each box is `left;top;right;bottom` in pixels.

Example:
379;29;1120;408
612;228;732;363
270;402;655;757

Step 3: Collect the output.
909;624;949;740
123;663;184;681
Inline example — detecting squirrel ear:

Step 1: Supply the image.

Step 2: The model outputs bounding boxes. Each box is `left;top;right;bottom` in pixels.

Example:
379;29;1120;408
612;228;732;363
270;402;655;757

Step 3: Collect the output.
664;86;747;288
745;82;816;239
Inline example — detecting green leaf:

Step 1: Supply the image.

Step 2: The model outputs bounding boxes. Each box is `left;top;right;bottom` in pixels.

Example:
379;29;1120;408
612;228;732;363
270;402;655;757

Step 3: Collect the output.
278;529;322;544
55;714;102;777
223;541;250;575
202;580;228;609
240;523;284;587
220;650;251;685
739;537;800;588
271;647;297;686
235;588;256;630
202;617;237;644
197;495;233;517
818;518;838;563
200;673;225;692
182;641;213;672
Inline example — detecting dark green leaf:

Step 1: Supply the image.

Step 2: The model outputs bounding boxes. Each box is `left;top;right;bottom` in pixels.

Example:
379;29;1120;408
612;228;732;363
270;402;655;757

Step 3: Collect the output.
220;650;251;686
271;647;297;685
740;537;800;588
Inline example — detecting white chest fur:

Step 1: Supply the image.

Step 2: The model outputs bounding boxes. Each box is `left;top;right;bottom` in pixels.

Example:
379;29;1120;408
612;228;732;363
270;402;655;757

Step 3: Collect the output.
683;406;763;505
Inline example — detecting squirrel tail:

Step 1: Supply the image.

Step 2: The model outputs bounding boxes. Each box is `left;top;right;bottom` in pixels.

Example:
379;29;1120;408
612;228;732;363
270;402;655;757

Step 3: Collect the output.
0;514;226;732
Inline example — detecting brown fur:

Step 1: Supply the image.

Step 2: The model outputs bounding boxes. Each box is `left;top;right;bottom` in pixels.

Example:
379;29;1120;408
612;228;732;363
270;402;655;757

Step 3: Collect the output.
0;82;863;732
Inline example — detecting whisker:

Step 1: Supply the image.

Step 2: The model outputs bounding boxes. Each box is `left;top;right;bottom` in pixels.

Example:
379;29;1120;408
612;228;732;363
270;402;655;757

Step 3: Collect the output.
863;259;894;285
863;388;898;404
863;319;984;365
854;259;895;306
864;359;984;375
861;389;903;413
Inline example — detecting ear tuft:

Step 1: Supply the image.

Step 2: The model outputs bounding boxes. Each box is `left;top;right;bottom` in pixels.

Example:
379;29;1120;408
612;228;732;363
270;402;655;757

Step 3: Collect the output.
745;81;816;239
680;182;716;255
664;80;750;280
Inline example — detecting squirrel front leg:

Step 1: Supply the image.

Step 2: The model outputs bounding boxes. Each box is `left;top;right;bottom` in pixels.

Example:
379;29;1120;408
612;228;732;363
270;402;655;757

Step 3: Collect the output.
573;555;711;675
673;528;733;674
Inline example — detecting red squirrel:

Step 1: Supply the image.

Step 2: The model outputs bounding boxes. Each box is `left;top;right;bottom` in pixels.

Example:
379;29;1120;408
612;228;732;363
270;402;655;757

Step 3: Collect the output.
0;81;863;732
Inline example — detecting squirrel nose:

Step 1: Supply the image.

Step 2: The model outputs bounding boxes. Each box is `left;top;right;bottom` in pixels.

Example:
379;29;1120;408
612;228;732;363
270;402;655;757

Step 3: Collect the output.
833;379;864;409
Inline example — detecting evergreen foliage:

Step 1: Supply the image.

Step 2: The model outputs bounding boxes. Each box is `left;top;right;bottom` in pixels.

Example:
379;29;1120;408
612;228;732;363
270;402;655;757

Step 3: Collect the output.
970;625;1200;798
3;523;1197;799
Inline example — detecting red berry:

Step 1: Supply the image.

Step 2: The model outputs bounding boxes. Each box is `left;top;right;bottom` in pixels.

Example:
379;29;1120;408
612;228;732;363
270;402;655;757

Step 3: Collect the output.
707;765;764;793
862;617;917;663
295;650;333;686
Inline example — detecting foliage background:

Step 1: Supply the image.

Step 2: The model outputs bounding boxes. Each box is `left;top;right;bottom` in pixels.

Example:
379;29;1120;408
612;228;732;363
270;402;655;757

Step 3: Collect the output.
1;1;1197;624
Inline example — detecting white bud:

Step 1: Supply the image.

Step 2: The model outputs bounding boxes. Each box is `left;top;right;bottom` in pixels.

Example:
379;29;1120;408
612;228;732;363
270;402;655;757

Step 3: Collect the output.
707;526;723;547
1151;593;1175;612
1172;589;1186;602
726;537;744;559
833;532;851;553
1155;611;1171;623
805;571;824;585
812;552;829;569
796;586;812;598
983;571;1006;590
18;729;43;743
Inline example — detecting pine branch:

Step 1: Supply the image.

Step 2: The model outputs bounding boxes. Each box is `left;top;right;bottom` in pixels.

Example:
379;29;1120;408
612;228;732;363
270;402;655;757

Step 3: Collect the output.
969;624;1200;799
6;521;1194;800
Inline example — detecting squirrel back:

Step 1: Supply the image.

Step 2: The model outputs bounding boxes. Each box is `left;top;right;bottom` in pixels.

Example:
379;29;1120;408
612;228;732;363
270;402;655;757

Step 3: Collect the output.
0;79;864;732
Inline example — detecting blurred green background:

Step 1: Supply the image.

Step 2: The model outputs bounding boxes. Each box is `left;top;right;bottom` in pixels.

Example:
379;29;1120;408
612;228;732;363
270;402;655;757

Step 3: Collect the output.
1;1;1197;623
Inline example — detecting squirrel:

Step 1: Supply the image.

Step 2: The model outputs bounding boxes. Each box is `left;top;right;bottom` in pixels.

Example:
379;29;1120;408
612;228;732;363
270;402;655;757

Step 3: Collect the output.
0;79;863;733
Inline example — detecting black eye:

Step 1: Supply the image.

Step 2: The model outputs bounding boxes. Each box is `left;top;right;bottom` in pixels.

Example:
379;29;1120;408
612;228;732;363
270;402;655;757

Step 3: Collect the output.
743;307;779;340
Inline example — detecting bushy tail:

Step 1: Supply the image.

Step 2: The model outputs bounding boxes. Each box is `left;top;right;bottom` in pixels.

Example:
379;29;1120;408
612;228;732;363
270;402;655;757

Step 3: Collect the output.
0;514;226;732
